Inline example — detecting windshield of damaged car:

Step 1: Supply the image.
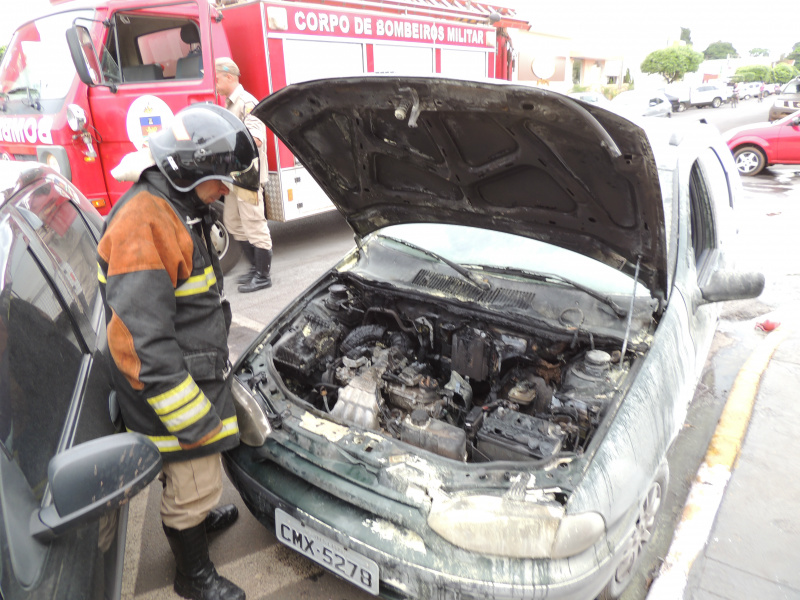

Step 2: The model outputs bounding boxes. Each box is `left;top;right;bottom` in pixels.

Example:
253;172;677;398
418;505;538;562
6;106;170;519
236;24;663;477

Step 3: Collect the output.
373;223;651;297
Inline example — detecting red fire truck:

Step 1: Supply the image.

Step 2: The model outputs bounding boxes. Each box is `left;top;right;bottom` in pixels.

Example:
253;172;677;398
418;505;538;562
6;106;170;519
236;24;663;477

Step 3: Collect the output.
0;0;527;270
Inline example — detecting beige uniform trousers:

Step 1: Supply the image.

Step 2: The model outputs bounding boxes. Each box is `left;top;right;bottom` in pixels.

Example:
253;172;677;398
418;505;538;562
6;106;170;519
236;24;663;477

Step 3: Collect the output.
223;191;273;250
159;454;224;529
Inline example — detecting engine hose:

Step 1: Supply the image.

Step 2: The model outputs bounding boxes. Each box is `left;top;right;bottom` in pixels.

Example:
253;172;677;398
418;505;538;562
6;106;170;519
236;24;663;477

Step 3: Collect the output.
340;324;387;356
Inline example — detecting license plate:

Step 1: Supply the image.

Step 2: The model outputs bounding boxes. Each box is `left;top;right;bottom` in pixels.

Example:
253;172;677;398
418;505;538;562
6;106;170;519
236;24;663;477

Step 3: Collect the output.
275;509;379;595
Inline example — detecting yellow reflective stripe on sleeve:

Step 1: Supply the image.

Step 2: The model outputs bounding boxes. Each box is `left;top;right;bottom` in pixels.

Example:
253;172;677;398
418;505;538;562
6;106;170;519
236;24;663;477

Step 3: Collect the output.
161;393;212;433
175;266;217;297
148;375;199;415
144;434;183;453
128;416;239;453
97;263;107;284
205;416;239;445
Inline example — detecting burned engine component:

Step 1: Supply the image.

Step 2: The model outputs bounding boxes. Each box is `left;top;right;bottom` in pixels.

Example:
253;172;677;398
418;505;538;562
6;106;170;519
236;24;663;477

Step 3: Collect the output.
451;327;495;381
476;407;566;462
273;303;346;378
400;409;467;460
267;281;632;463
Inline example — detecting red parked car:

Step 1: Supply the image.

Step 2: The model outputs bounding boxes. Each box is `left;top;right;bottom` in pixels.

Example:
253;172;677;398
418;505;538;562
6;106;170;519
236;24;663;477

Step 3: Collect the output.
724;110;800;175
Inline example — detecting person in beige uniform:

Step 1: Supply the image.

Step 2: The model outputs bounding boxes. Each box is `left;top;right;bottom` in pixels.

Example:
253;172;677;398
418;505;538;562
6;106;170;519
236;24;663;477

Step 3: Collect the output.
215;57;273;293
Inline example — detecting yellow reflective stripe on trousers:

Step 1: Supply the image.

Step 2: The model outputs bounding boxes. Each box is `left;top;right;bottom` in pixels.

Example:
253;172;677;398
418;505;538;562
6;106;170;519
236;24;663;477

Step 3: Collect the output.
97;262;107;284
148;375;199;416
175;266;217;297
161;393;213;433
129;417;239;453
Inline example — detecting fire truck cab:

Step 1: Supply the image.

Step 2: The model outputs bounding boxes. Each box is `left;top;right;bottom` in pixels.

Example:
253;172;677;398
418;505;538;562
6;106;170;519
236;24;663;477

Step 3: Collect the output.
1;0;526;270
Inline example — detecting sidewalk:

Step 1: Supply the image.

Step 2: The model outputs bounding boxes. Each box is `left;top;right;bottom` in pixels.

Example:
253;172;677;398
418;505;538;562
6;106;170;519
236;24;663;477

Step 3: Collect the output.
648;322;800;600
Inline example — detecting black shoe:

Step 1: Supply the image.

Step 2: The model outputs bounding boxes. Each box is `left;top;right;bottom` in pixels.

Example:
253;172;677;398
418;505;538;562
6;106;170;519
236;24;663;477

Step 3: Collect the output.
205;504;238;534
236;267;257;285
238;248;272;293
236;243;257;284
164;523;245;600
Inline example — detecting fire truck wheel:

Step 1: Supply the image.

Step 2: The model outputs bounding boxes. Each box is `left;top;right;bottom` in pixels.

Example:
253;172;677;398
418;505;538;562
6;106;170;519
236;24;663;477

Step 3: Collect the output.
209;201;243;274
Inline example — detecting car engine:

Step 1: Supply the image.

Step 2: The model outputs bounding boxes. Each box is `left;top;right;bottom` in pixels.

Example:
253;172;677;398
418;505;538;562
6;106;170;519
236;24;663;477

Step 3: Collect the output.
262;280;631;464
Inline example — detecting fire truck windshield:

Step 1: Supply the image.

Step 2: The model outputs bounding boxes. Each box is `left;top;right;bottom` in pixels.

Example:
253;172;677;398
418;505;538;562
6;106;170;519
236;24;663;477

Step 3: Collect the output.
0;10;93;108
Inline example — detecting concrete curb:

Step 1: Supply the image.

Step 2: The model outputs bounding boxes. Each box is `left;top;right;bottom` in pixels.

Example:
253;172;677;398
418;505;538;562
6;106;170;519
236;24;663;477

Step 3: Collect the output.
645;325;789;599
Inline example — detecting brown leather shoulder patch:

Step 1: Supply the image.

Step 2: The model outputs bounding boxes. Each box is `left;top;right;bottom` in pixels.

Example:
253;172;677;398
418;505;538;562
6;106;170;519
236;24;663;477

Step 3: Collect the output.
98;192;194;285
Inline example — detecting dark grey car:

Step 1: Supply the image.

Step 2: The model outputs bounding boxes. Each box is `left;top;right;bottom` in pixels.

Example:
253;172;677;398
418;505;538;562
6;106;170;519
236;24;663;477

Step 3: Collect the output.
0;161;160;600
224;77;763;600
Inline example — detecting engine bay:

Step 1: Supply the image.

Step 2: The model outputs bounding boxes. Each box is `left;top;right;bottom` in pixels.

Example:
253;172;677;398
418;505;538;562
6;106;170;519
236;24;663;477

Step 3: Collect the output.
247;278;638;464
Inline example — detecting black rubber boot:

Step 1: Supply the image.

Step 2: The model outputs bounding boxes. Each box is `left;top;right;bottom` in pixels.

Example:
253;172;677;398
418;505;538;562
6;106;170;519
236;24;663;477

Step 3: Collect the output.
163;523;245;600
236;242;257;285
238;248;272;293
204;504;238;535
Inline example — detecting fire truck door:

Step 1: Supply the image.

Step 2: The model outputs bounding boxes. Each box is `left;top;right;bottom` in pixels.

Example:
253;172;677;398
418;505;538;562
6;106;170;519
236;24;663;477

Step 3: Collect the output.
84;2;216;205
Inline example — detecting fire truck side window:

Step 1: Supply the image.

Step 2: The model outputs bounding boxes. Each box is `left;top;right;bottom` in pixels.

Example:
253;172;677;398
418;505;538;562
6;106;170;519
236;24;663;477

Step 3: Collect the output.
111;11;201;82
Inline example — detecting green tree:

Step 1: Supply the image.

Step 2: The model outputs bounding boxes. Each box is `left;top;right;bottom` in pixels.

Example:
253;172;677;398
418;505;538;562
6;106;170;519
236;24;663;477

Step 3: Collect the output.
749;48;769;57
733;64;773;83
788;42;800;61
680;28;692;45
0;45;5;63
773;63;799;84
640;46;703;83
703;41;739;59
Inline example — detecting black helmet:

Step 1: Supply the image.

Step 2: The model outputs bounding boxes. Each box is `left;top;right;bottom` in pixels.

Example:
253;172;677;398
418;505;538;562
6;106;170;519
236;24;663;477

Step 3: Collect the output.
149;103;259;192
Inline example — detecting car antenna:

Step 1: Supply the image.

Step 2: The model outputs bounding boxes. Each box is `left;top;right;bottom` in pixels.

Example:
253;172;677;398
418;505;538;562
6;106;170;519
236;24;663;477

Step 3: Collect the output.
619;256;641;367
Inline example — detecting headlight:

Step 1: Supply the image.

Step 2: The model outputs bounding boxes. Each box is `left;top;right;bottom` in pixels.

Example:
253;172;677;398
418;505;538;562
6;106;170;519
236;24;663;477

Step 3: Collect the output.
44;153;61;173
427;495;605;559
230;376;272;446
66;104;87;132
36;146;72;180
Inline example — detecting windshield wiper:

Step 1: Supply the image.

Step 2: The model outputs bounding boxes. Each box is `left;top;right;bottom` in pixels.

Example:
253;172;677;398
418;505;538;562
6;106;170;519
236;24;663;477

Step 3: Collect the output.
476;265;628;318
379;235;491;292
6;86;42;110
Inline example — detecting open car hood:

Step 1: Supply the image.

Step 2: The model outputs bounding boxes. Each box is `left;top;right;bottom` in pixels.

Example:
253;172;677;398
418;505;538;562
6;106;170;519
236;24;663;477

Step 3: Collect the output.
253;77;668;296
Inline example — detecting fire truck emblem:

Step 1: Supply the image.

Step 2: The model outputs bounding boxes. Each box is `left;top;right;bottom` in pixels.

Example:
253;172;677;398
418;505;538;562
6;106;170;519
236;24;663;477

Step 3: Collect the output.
126;95;174;149
140;115;162;137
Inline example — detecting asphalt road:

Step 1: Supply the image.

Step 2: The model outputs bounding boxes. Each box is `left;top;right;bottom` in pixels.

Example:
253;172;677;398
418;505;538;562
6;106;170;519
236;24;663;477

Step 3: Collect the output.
122;137;800;600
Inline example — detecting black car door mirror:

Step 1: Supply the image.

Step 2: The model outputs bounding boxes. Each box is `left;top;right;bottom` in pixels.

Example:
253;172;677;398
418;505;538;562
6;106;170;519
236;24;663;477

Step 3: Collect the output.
30;433;161;541
699;270;765;303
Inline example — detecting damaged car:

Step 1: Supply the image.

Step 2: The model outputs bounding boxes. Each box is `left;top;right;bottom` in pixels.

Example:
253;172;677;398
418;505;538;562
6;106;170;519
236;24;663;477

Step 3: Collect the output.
222;77;764;600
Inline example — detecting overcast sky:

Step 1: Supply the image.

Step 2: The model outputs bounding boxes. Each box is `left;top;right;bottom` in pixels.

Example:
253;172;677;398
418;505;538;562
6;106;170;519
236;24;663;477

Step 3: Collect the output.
2;0;797;60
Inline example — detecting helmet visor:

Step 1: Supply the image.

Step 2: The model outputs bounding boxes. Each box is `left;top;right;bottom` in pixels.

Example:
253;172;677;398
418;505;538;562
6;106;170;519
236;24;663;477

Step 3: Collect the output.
229;158;260;192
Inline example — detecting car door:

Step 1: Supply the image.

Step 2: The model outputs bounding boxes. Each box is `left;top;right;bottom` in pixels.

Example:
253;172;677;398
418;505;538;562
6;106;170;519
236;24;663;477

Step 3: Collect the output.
773;116;800;163
0;176;122;600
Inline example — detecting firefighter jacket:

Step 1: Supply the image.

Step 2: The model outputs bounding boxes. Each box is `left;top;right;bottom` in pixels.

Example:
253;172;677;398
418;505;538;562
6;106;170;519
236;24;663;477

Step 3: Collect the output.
97;169;239;461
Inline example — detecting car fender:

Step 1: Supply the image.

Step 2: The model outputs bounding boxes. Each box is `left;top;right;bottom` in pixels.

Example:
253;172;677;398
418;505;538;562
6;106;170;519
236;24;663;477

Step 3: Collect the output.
728;135;773;159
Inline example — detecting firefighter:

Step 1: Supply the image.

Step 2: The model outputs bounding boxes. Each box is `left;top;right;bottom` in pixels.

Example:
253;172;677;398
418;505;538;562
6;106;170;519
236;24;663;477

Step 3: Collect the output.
214;56;273;293
98;103;259;600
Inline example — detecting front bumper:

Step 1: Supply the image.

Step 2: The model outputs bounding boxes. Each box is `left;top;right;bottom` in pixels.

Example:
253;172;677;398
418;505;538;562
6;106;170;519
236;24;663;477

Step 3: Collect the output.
223;444;622;600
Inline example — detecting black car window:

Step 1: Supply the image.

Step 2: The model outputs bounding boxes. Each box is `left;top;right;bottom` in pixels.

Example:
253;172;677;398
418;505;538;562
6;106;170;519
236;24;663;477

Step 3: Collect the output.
688;160;719;281
0;238;83;501
19;180;99;318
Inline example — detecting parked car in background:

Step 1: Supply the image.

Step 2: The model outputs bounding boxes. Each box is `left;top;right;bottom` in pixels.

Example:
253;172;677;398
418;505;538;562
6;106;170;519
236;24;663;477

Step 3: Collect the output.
740;82;763;100
223;76;763;600
0;161;161;600
662;83;730;111
610;89;673;117
724;109;800;175
768;77;800;121
567;91;611;106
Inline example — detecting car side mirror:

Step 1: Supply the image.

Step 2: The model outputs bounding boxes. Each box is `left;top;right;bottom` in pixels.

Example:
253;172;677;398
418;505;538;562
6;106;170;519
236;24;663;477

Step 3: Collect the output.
699;270;765;304
30;433;161;541
792;116;800;127
66;25;104;87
